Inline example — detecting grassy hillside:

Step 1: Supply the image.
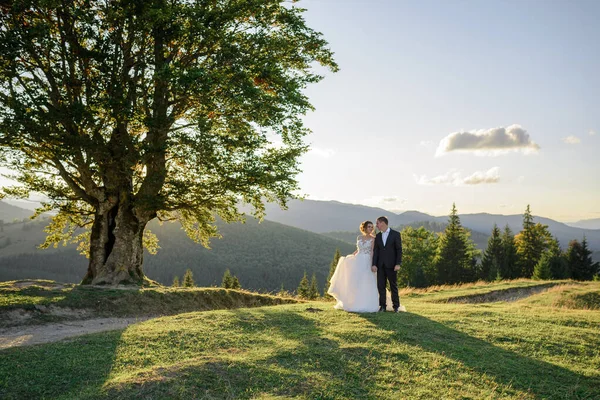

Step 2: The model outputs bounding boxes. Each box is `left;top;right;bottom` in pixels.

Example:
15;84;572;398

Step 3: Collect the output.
0;218;354;291
0;280;299;328
1;280;598;399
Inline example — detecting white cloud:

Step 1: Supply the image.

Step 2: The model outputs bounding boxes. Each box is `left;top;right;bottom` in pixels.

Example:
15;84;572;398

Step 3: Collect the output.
435;124;540;156
589;130;596;136
562;135;581;144
415;167;500;186
517;176;525;184
308;147;336;158
463;167;500;185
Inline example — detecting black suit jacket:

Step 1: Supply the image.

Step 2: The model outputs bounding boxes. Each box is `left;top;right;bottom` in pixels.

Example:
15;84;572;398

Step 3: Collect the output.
372;229;402;269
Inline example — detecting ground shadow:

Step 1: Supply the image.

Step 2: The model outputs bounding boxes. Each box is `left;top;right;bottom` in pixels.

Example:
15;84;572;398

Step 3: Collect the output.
357;312;600;399
0;329;124;399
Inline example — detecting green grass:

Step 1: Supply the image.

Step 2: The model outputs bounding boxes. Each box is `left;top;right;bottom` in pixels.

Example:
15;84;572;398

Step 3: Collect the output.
0;280;299;327
1;281;599;399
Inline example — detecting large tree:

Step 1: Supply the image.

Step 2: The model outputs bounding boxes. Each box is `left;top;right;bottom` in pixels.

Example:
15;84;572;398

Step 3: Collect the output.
0;1;337;284
481;224;502;281
398;226;438;288
434;204;479;285
515;205;551;278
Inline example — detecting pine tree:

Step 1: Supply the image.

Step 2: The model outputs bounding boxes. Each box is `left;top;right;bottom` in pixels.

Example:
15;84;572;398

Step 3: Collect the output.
546;237;569;279
533;253;553;280
231;275;241;290
308;273;320;300
481;224;503;281
516;205;551;278
568;237;595;280
297;272;310;299
172;276;180;287
326;249;342;297
434;204;478;284
222;269;234;289
182;269;195;287
500;225;519;279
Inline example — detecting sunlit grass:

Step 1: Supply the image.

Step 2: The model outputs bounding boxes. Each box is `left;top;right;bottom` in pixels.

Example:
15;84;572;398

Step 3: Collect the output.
1;280;599;399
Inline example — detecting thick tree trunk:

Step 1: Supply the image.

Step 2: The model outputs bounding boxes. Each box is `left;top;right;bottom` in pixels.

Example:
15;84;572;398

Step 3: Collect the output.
81;199;147;285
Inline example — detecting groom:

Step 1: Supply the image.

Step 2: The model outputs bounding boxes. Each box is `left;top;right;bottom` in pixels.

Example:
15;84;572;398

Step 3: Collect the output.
371;216;402;312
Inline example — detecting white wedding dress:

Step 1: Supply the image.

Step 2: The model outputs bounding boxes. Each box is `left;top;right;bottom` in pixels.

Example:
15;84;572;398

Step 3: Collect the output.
327;236;381;312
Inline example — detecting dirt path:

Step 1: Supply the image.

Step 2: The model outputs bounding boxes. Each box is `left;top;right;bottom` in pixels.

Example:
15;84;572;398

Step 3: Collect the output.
0;316;153;350
443;283;560;304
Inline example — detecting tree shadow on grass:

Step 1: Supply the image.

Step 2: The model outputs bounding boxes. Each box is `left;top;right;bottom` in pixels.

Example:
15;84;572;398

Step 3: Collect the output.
99;308;385;399
0;329;124;400
357;312;600;399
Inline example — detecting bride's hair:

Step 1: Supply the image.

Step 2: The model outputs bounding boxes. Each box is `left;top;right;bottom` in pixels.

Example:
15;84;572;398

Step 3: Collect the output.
359;220;373;235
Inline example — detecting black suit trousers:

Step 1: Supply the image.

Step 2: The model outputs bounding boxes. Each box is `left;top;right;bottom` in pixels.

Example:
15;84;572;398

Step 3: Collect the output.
377;267;399;309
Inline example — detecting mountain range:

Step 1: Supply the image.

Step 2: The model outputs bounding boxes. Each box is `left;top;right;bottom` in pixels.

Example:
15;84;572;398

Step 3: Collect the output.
0;200;598;290
256;200;600;250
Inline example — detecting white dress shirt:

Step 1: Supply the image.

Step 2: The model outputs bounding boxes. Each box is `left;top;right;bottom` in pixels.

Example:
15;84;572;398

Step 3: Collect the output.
382;227;391;246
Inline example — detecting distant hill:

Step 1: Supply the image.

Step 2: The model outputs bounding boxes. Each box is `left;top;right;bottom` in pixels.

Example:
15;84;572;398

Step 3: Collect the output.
567;218;600;230
0;214;353;292
323;220;491;251
0;201;33;223
258;200;600;250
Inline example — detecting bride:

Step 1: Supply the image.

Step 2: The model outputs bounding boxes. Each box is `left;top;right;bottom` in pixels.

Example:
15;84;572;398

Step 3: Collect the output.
328;221;405;313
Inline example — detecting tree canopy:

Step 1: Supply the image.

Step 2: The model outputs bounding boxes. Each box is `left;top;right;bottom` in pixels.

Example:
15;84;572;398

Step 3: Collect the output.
0;0;337;284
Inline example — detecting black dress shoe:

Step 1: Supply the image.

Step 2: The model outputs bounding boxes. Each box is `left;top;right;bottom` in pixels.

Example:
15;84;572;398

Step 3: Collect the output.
393;308;399;313
378;306;386;312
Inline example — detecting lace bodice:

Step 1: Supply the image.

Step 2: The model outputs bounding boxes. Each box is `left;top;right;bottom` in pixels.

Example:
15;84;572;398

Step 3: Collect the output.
356;236;374;256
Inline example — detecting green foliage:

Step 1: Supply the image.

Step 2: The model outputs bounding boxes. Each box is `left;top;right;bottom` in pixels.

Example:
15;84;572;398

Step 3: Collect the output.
567;237;596;281
182;269;195;288
231;275;241;290
500;225;520;279
533;253;553;280
0;0;338;282
434;204;479;285
297;271;310;299
481;224;502;281
398;226;438;287
516;205;552;278
222;269;234;289
172;276;180;287
308;273;319;300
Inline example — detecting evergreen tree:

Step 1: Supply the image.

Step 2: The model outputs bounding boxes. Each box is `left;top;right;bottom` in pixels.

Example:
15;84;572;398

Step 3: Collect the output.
516;205;551;278
500;225;519;279
172;276;180;287
308;273;320;300
326;249;342;297
398;226;438;287
297;272;310;299
533;253;553;280
182;269;195;287
222;269;234;289
434;204;478;284
231;275;241;290
546;237;569;279
481;224;503;281
568;237;596;280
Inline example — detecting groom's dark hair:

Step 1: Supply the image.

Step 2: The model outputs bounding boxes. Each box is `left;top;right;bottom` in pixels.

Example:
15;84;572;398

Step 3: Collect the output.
377;216;388;225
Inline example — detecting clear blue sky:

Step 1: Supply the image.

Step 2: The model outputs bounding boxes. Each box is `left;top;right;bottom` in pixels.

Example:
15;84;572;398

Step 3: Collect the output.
296;0;600;221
